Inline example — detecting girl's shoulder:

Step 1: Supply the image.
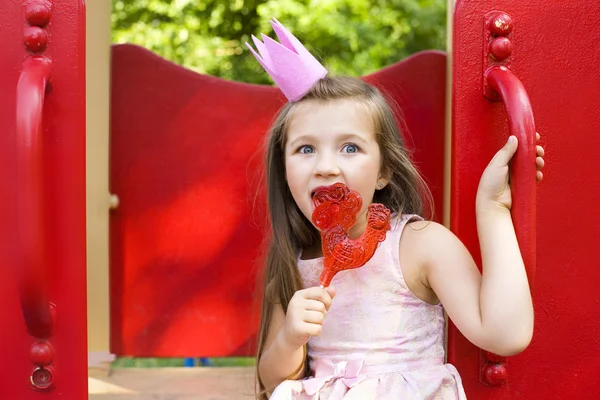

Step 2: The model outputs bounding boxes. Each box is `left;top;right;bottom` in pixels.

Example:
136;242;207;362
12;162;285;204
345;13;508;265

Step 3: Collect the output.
401;218;456;252
400;217;473;277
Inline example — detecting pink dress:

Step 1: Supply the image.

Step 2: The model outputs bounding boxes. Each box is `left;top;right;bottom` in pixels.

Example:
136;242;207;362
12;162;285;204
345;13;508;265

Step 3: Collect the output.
270;214;466;399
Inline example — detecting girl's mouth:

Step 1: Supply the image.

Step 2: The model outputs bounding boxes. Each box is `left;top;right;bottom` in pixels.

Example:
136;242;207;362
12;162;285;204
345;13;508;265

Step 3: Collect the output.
310;185;331;206
311;184;337;198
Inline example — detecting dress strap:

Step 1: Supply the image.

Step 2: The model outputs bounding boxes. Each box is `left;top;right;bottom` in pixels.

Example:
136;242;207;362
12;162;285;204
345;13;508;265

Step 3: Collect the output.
389;213;424;267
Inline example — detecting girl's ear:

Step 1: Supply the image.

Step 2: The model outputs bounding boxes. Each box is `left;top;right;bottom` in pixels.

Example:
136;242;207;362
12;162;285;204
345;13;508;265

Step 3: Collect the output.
377;167;391;190
377;176;390;190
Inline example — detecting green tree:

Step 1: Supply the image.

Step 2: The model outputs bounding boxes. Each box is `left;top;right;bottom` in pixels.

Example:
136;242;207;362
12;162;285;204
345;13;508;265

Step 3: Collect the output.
111;0;446;84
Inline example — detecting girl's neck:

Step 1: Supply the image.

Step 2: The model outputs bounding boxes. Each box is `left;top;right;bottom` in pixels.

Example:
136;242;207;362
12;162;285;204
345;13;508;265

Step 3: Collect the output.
348;211;368;239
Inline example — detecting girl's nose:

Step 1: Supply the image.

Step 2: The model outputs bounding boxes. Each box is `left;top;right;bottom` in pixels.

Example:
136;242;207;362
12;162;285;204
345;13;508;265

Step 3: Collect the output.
314;154;341;177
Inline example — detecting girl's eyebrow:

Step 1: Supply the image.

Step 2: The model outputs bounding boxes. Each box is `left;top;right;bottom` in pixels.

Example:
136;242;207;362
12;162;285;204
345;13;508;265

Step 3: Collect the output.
287;134;318;148
337;132;369;143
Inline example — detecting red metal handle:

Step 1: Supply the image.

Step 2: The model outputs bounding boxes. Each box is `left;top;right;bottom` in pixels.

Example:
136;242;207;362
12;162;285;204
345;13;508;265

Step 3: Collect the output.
16;57;54;338
480;65;536;386
485;65;537;284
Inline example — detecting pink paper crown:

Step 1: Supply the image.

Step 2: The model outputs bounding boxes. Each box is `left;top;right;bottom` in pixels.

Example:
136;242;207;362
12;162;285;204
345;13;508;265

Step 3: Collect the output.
246;19;328;102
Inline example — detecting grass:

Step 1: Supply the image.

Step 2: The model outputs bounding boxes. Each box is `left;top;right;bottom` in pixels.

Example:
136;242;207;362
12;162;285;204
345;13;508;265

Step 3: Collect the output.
210;358;255;367
112;357;255;368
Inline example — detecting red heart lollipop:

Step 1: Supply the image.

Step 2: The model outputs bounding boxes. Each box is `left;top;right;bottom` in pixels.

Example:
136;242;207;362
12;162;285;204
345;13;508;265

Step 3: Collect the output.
311;183;392;287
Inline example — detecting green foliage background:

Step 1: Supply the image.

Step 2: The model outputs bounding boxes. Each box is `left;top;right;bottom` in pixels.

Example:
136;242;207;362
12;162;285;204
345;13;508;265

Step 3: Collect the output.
111;0;446;84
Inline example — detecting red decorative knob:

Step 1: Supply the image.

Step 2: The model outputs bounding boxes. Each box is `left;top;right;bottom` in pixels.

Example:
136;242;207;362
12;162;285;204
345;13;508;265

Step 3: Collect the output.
489;37;513;61
489;13;514;36
30;366;56;391
30;341;54;366
482;363;507;386
24;26;48;53
26;3;51;27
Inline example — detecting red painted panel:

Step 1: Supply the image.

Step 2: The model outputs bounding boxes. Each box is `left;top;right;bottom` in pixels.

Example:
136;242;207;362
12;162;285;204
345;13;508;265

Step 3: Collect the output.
109;45;446;356
0;0;87;399
451;1;600;398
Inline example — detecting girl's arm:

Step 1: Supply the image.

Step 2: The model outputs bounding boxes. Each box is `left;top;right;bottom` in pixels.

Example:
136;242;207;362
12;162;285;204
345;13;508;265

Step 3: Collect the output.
259;286;335;391
406;218;533;356
405;135;543;355
258;302;306;390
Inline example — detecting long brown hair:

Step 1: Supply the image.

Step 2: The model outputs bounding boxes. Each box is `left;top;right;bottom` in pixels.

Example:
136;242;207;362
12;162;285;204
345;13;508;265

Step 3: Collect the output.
255;76;431;398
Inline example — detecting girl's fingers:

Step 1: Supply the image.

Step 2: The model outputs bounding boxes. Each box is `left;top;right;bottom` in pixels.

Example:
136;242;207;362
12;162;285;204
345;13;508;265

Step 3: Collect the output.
325;285;336;300
303;286;333;310
303;310;325;324
536;156;545;169
305;323;323;337
492;136;518;167
305;299;327;313
537;145;545;157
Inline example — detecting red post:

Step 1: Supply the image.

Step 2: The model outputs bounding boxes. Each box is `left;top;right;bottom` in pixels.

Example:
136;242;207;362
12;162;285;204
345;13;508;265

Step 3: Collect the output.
0;0;87;398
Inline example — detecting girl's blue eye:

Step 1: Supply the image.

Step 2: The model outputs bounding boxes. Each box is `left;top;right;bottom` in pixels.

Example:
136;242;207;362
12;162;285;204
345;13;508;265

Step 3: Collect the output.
299;145;315;154
343;144;359;153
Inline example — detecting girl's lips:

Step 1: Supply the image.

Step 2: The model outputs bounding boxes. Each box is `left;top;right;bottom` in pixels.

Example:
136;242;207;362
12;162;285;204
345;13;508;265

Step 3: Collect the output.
311;184;337;198
310;187;323;199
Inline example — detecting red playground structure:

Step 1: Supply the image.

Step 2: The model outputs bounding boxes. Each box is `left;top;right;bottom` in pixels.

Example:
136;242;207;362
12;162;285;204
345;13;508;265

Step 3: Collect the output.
1;0;600;399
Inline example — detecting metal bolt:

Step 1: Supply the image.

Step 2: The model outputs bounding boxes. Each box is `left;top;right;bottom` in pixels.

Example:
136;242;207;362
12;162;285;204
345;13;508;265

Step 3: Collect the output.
30;366;55;391
489;13;514;36
24;26;48;53
489;37;513;61
482;363;507;386
25;3;51;27
30;341;54;366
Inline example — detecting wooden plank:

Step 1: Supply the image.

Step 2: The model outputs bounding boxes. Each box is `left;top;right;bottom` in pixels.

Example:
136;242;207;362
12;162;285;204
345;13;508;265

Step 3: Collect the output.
89;367;255;400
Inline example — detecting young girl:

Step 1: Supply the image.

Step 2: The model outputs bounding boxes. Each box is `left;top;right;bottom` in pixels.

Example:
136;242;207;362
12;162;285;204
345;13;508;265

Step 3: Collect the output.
248;20;545;399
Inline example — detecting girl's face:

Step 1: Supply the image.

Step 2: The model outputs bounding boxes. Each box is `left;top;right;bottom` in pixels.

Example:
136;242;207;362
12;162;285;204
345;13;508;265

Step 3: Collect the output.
284;99;387;237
